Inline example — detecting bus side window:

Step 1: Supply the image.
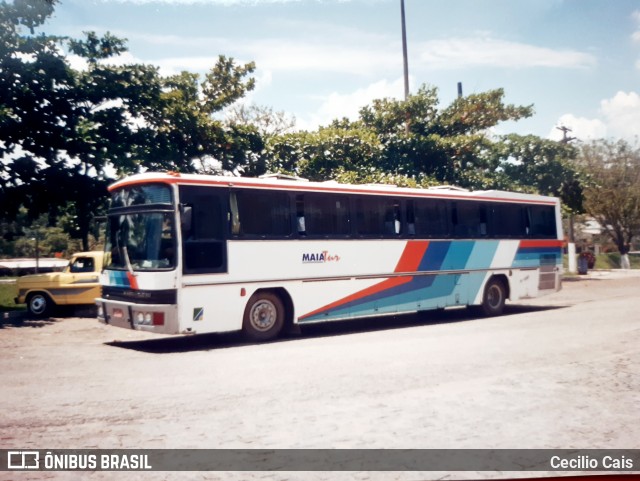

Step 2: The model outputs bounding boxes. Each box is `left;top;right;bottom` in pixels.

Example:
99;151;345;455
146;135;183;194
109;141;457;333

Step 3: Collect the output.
453;201;485;238
297;193;349;237
386;200;401;235
355;197;400;237
528;205;557;238
295;195;306;236
233;190;291;238
479;204;488;237
413;198;449;238
179;186;227;274
489;203;527;238
230;192;241;235
406;200;416;236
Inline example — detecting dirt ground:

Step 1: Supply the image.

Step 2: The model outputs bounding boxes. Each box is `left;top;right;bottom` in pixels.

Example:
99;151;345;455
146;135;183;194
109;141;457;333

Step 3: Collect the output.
1;271;639;481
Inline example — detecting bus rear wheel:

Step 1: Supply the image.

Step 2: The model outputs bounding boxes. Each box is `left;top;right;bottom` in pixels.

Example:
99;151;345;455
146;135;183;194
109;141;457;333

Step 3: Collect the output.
478;277;507;317
242;292;285;342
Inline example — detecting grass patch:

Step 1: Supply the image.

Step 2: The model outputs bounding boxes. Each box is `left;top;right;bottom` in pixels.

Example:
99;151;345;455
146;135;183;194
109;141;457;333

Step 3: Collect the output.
595;252;640;269
565;252;640;270
0;281;23;312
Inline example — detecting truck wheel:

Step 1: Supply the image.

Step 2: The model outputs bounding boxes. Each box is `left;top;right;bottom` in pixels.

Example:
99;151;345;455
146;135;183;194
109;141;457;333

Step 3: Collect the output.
242;292;284;342
478;277;507;317
27;292;53;318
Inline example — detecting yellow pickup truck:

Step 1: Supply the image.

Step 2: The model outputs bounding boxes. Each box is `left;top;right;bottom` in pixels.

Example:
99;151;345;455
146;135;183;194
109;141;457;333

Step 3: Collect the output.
15;251;104;317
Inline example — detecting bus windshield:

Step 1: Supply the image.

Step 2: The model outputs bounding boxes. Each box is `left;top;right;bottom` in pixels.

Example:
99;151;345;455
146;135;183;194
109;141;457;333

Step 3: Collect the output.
105;211;176;271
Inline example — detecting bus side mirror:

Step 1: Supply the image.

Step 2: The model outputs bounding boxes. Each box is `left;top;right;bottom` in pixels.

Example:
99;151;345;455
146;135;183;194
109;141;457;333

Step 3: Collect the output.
180;204;193;233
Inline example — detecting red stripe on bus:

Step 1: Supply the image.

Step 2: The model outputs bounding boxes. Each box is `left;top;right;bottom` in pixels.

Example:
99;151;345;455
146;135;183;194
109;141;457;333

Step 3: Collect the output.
126;271;139;290
109;175;559;205
299;275;413;321
395;240;429;272
519;240;564;248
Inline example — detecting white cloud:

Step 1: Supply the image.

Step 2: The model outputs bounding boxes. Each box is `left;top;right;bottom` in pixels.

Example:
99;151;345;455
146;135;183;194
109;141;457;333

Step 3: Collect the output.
91;25;397;77
100;0;376;4
102;0;307;4
142;33;594;81
419;35;596;70
633;11;640;69
549;91;640;142
548;114;607;141
244;39;398;76
154;56;224;76
297;77;406;130
106;25;595;79
633;9;640;31
600;91;640;140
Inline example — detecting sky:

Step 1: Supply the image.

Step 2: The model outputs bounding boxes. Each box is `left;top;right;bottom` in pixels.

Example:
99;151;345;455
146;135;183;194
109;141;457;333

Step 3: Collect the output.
43;0;640;141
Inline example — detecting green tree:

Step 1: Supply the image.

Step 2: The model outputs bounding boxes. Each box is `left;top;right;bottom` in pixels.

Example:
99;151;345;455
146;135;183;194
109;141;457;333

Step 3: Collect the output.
578;139;640;268
0;1;134;248
267;126;382;181
267;84;566;194
139;60;259;175
498;134;582;211
1;0;258;250
226;103;296;140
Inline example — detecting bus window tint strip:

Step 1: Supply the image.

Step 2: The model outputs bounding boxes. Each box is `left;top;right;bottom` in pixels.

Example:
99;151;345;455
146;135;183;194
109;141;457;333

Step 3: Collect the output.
296;194;350;237
184;187;558;242
232;190;291;237
111;183;172;208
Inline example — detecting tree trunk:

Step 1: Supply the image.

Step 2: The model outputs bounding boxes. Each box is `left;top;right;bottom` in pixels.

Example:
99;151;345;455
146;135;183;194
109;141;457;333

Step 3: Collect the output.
621;253;631;270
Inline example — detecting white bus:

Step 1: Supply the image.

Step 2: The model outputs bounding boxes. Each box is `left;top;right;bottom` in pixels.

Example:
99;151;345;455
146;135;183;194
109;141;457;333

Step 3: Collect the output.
96;172;563;341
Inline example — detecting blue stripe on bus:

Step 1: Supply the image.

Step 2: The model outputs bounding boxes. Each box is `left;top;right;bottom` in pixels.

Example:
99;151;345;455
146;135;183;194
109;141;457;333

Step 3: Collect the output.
300;240;563;323
512;246;562;268
107;270;132;288
300;240;502;322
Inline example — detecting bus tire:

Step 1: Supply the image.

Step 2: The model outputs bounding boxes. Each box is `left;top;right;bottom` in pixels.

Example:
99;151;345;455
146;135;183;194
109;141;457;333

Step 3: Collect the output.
242;291;285;342
478;277;506;317
27;292;53;318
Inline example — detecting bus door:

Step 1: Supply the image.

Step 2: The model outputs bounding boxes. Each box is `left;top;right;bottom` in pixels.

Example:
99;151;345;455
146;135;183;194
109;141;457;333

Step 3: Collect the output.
179;185;228;275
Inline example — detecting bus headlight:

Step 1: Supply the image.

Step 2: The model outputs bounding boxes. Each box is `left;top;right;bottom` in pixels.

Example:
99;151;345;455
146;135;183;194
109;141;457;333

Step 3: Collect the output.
133;310;165;326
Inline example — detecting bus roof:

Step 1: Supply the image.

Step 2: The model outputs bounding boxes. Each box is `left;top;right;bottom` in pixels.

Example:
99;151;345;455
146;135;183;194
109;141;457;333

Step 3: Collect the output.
109;172;559;205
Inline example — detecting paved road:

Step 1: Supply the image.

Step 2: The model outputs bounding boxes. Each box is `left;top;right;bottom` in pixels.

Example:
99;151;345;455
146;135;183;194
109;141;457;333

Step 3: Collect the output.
1;272;639;480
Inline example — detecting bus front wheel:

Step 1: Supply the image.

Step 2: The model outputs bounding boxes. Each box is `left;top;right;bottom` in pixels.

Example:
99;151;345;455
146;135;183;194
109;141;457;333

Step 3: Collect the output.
242;292;285;342
478;277;507;317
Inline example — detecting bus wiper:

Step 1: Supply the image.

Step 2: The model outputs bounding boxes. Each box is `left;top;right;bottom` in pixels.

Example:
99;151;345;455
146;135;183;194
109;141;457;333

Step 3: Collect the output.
122;245;137;277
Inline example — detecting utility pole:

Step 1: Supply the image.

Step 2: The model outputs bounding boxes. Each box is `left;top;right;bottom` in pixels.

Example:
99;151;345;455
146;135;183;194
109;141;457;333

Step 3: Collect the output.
400;0;410;135
400;0;410;101
557;125;576;144
556;125;578;273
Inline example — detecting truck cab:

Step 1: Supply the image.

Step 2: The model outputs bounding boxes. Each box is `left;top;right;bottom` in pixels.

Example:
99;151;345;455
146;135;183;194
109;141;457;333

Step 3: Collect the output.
15;251;104;317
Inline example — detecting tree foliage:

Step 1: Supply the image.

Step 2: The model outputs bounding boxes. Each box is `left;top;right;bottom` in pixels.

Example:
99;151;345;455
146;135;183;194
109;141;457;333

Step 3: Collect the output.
226;103;296;139
1;1;602;259
498;134;582;211
266;84;580;199
578;139;640;258
0;0;258;250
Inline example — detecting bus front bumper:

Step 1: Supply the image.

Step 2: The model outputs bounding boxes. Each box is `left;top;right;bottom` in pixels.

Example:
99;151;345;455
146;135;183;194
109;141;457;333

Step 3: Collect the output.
96;298;179;334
